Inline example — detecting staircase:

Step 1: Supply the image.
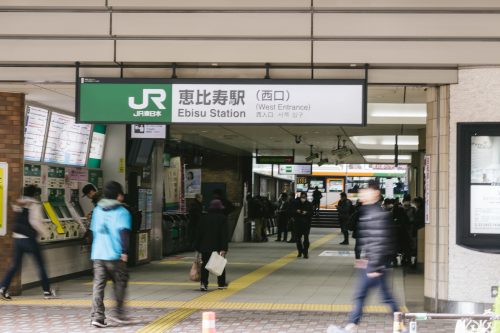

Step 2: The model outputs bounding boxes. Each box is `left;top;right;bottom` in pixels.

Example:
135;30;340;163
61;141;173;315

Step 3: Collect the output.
311;210;340;228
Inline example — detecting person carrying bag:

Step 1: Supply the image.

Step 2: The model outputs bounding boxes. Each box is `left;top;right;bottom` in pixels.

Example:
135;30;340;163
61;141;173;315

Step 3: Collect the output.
190;253;201;282
194;199;229;291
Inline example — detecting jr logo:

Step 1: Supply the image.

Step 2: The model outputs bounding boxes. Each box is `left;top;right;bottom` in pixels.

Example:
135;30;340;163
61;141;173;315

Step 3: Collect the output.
128;89;167;110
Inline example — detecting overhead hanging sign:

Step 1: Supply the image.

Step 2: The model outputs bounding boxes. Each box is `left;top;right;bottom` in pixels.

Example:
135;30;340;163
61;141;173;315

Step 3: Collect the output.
77;78;366;125
256;156;294;164
278;164;312;175
130;124;167;139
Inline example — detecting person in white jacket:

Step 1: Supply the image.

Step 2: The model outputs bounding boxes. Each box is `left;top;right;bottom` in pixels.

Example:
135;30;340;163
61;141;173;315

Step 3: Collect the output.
0;185;56;300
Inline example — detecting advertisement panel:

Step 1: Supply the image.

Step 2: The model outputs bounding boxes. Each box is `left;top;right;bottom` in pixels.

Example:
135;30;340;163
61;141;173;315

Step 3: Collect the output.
78;78;366;125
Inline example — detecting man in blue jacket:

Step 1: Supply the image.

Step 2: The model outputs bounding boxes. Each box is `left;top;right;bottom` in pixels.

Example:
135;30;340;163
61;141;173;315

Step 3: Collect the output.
90;181;131;328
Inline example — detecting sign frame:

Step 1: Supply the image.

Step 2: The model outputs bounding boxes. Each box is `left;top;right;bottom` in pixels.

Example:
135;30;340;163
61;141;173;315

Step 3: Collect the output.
76;78;367;126
456;122;500;253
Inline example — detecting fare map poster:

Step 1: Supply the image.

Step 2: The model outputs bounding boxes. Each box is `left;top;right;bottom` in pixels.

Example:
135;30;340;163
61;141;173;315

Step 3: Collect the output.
44;112;91;167
24;106;49;162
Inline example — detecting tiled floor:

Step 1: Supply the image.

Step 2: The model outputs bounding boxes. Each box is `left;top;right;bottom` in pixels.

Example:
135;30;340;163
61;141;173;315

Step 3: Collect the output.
0;228;452;332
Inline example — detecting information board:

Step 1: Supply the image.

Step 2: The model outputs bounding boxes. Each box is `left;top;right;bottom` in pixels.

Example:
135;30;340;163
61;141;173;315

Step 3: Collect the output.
24;106;49;162
44;112;91;166
278;164;312;175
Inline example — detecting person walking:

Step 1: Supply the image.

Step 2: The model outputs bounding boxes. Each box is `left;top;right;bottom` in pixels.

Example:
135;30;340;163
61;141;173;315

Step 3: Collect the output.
0;185;56;301
292;192;313;259
349;200;362;260
90;181;132;328
195;199;229;291
312;186;323;216
275;193;289;242
337;192;353;245
329;180;399;332
188;194;204;248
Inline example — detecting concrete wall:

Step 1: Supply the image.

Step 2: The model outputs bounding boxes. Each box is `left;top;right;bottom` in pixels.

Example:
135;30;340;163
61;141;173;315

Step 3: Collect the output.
448;68;500;304
101;124;126;188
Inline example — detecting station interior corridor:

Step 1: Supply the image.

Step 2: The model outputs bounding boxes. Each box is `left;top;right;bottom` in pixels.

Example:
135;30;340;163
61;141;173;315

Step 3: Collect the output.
2;228;454;333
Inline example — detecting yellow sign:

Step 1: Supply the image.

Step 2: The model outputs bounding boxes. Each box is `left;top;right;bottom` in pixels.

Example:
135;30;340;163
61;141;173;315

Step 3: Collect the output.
42;202;65;234
119;158;125;174
0;162;7;236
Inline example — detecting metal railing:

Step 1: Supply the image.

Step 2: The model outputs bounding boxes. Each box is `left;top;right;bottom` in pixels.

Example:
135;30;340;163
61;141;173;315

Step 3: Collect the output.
393;311;500;333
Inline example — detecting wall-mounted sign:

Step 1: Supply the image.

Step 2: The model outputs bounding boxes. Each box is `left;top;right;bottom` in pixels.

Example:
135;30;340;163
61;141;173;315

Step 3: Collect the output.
185;168;201;199
278;164;312;175
256;156;294;164
0;162;8;236
78;78;366;125
44;112;91;167
24;106;49;162
130;124;167;139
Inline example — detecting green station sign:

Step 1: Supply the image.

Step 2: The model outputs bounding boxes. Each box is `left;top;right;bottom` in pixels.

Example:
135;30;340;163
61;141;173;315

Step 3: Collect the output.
256;156;294;164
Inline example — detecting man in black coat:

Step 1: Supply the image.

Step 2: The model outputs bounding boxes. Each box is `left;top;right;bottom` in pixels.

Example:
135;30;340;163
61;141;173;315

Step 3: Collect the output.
337;192;353;245
188;194;203;248
194;199;228;291
341;180;399;331
292;192;313;259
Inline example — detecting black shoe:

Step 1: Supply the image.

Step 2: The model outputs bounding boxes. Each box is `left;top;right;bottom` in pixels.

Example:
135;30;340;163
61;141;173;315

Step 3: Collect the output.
218;283;229;290
200;284;208;292
282;239;287;242
339;241;349;245
303;254;309;259
91;319;108;328
0;288;12;301
287;240;295;243
297;253;302;258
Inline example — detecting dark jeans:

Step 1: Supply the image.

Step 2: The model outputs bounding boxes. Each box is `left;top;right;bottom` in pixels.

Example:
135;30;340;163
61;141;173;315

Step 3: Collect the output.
348;268;399;325
340;217;349;243
0;238;50;292
276;214;288;241
354;238;361;259
200;252;226;287
295;223;311;255
91;260;129;321
312;200;320;214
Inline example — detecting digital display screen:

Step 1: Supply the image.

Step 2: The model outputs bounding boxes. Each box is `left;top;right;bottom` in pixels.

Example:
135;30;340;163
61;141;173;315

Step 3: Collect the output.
24;106;49;162
44;112;91;166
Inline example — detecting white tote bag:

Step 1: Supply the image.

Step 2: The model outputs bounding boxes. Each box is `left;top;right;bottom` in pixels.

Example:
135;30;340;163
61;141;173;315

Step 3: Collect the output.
205;251;227;277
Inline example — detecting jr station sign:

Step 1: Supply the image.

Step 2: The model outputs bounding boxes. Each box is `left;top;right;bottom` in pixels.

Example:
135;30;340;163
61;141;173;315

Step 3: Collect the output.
77;78;366;125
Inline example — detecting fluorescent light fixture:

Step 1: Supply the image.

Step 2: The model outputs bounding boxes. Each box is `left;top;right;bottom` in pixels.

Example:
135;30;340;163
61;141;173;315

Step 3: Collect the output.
364;155;412;163
351;135;419;150
368;103;426;124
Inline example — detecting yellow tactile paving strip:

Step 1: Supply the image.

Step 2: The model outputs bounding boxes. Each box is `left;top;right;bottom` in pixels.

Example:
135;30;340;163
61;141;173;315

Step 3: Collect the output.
6;297;408;314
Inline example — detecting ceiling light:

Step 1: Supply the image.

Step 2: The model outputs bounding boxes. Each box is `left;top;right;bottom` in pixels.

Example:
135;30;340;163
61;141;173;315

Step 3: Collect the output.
351;135;419;150
364;155;411;163
350;64;357;67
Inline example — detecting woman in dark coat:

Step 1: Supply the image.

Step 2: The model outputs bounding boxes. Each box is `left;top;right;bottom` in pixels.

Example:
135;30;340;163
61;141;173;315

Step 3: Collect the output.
194;199;229;291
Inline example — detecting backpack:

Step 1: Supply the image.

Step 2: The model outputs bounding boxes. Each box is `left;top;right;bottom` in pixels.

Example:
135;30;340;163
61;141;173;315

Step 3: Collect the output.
13;207;37;239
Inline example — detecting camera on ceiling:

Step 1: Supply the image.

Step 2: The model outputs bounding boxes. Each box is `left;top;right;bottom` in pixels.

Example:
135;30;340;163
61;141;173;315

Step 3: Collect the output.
294;135;302;144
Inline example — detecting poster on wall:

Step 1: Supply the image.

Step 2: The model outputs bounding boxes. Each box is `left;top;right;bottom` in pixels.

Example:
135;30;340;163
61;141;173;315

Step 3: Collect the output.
0;162;8;236
164;156;181;211
424;155;431;224
88;124;106;169
184;169;201;199
470;136;500;234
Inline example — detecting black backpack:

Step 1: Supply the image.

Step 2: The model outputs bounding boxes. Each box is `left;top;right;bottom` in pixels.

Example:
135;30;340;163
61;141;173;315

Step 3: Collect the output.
13;207;37;239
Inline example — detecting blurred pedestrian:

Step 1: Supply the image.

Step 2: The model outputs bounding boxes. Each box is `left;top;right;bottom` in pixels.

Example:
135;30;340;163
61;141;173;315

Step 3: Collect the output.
0;185;56;301
188;194;204;247
90;181;132;328
292;192;313;259
275;193;289;242
312;186;323;216
195;199;229;291
330;180;399;332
